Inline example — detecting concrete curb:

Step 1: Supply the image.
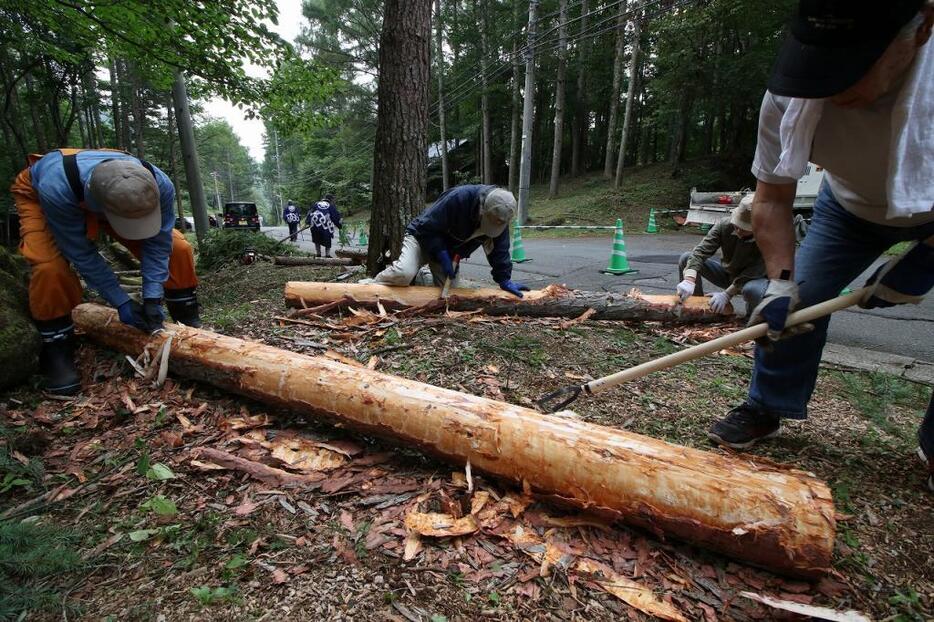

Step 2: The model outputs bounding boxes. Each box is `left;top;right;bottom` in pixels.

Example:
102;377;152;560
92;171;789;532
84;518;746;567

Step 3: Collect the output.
821;343;934;386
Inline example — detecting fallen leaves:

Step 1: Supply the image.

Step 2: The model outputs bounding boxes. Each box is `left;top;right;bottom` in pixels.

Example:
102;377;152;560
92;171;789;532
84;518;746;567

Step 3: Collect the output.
578;558;688;622
404;512;479;538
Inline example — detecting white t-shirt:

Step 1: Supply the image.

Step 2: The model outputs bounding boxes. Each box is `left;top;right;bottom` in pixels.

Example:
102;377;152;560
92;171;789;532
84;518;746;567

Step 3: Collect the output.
752;89;934;227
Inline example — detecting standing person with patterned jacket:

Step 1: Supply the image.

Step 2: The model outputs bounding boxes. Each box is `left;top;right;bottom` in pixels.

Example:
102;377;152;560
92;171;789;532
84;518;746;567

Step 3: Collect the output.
10;148;201;396
307;196;342;257
283;200;300;242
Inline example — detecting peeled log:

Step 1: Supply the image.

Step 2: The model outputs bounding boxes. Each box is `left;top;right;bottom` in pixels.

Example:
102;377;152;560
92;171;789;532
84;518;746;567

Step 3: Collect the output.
285;282;729;323
273;256;354;267
73;302;834;576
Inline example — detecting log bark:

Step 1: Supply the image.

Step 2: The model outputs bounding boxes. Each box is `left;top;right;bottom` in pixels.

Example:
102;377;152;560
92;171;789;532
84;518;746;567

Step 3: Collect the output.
284;282;729;323
273;256;354;267
72;303;836;577
334;248;367;264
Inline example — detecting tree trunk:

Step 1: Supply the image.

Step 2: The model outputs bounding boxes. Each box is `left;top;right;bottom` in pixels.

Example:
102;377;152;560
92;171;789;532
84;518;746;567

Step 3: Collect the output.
547;0;569;198
73;302;836;578
132;68;145;160
570;0;589;178
76;85;88;148
25;75;48;152
602;1;628;179
479;0;492;184
283;282;731;323
614;0;642;189
434;0;450;192
367;0;432;276
273;256;355;267
517;0;539;224
117;60;132;151
166;99;184;219
507;1;522;195
334;248;368;263
172;72;209;241
108;60;121;150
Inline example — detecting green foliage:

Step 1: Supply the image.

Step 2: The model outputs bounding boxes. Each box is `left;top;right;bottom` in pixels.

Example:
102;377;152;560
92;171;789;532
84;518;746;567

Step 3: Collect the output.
145;463;175;481
190;585;238;607
140;495;178;517
0;426;45;498
0;520;85;620
197;229;307;271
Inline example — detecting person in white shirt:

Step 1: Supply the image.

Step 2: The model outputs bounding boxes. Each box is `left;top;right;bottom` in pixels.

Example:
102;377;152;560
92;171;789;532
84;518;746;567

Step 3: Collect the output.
706;0;934;492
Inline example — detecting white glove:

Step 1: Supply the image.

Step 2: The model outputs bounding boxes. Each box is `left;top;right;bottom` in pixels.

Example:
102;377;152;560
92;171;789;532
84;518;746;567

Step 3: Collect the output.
709;291;732;314
676;279;695;302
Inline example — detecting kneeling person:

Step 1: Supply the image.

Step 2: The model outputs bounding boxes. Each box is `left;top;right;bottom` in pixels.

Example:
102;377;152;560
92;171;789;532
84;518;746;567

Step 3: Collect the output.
11;149;201;396
676;194;767;314
368;185;528;297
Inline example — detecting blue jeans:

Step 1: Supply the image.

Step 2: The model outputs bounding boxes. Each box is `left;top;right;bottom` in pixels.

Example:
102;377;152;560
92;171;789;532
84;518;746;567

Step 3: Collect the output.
747;183;934;443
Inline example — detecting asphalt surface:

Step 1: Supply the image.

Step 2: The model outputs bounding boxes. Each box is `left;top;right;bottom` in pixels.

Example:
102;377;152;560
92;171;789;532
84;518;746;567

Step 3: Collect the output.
265;227;934;363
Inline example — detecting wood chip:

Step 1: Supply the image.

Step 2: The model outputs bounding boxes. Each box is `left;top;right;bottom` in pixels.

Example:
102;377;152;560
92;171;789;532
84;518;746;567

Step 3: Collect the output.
739;592;870;622
577;558;688;622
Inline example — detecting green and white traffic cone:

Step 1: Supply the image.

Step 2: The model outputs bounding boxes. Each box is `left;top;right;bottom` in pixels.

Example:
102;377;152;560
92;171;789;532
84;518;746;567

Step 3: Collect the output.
602;218;637;275
645;208;659;234
511;226;531;263
358;225;368;246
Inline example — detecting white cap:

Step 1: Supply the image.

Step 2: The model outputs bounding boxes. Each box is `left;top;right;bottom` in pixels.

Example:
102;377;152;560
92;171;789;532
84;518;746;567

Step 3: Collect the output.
88;160;161;240
731;193;754;232
478;188;516;238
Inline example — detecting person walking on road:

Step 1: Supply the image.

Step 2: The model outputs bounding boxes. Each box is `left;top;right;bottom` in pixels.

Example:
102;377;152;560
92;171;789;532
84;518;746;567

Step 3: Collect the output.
10;148;201;396
676;194;767;314
283;200;300;242
705;1;934;492
364;185;528;297
307;196;342;257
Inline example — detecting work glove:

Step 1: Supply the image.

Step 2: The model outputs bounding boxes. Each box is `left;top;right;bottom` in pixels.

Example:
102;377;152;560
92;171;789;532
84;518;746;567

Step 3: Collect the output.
859;240;934;309
709;291;732;314
747;279;811;344
498;279;530;298
142;298;166;333
117;300;145;330
676;279;695;302
436;249;457;279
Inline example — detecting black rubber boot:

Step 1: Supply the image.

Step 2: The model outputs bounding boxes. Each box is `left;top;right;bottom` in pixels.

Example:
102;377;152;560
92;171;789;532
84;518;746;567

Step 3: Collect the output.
165;287;202;328
36;317;80;396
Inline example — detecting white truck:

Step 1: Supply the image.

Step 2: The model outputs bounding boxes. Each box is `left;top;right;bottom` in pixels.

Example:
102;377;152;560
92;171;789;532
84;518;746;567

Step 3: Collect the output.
685;163;825;226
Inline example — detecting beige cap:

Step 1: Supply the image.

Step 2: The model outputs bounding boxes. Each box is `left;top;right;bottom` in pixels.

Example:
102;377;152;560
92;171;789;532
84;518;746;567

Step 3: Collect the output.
731;193;754;232
88;160;161;240
479;188;516;238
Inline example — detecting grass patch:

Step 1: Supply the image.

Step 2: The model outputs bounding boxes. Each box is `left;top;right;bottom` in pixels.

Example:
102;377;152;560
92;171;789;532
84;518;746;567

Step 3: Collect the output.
835;371;927;442
0;520;87;620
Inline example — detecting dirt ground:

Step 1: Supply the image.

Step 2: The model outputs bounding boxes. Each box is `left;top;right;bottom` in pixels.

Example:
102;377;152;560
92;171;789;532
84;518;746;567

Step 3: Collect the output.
1;260;931;621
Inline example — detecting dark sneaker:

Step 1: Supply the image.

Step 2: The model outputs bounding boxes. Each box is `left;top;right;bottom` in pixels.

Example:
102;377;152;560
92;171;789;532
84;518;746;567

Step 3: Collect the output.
36;318;80;396
165;287;202;328
708;403;781;450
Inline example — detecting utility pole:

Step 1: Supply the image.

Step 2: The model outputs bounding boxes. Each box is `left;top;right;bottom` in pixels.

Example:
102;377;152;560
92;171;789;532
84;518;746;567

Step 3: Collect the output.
517;0;539;225
225;149;235;200
171;71;209;242
273;126;284;226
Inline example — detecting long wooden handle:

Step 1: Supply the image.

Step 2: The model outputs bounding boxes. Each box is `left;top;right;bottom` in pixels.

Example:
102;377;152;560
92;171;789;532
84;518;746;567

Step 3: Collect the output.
587;288;867;395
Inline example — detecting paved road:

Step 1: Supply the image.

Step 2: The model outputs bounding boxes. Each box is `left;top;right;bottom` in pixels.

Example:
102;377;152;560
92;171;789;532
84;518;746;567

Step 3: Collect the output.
265;227;934;363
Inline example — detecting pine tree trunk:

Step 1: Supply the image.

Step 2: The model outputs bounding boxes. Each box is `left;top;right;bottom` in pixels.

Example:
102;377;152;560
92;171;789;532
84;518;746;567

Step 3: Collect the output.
118;60;132;151
367;0;432;276
435;0;450;192
25;75;48;152
517;0;539;224
570;0;589;178
76;86;88;148
507;1;522;195
132;69;145;160
614;1;642;189
547;0;569;198
602;1;628;179
479;0;492;184
166;100;184;219
108;60;121;149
